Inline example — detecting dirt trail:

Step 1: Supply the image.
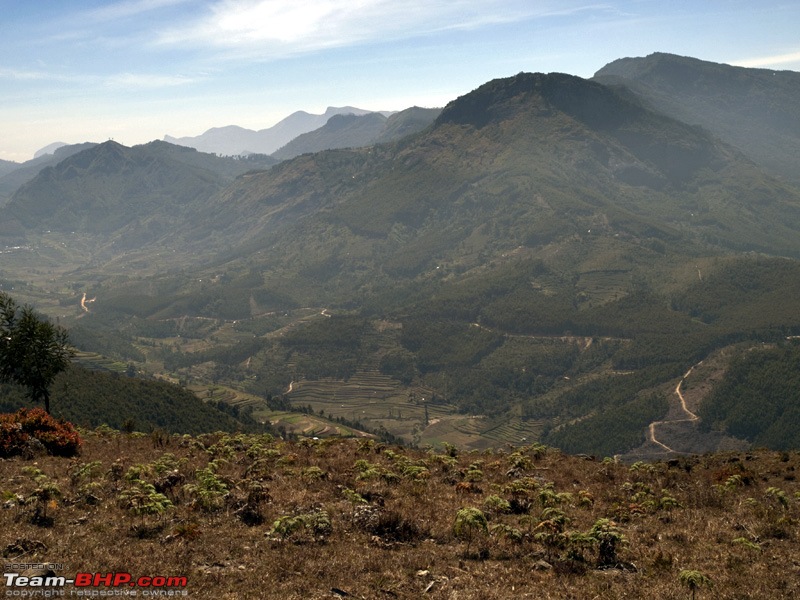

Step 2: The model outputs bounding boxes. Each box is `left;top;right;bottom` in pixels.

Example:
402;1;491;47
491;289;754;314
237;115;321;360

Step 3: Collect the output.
647;363;701;452
470;322;622;348
674;366;700;422
80;292;96;312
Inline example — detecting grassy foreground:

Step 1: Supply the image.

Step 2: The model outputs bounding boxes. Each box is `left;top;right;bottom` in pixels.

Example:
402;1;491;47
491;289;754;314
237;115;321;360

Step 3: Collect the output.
1;427;799;599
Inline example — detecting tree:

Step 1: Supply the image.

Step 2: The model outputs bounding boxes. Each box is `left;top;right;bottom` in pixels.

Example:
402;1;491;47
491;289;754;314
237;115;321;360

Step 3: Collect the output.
0;292;74;413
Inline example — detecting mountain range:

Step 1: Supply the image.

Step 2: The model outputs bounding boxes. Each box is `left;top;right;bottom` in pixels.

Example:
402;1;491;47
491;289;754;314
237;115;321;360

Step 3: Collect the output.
271;107;441;160
0;141;276;245
2;53;800;457
0;106;440;209
163;106;395;156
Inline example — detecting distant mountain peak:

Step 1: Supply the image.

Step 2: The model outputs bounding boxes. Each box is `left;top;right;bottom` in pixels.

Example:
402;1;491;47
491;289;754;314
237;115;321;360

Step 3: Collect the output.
270;112;393;160
33;141;68;159
596;51;796;79
593;53;800;183
163;106;392;156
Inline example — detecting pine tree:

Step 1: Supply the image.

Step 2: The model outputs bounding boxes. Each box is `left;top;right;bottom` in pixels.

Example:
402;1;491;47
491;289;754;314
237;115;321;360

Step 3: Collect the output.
0;292;74;413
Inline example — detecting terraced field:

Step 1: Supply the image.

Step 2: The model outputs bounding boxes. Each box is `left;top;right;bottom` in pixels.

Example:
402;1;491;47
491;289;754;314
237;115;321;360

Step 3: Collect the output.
290;370;441;415
576;269;631;307
286;369;547;449
186;383;265;408
478;415;545;445
73;351;129;374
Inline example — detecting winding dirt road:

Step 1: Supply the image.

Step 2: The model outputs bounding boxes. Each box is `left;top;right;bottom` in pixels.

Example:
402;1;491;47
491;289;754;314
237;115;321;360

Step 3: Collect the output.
647;363;701;452
80;292;96;312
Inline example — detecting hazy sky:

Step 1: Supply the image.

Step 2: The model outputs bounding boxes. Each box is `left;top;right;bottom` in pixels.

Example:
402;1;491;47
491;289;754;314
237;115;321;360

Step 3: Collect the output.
2;0;799;162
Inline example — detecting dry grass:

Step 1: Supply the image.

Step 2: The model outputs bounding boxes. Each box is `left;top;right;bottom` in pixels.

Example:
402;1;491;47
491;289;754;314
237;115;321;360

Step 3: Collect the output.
1;428;799;599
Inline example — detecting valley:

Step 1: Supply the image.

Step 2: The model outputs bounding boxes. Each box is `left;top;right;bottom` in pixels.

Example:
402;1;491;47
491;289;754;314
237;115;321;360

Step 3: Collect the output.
2;54;800;458
4;0;800;590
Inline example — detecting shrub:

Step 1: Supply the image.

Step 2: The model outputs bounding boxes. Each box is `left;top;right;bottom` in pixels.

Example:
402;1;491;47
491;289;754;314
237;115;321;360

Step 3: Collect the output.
453;507;489;556
270;515;307;540
587;518;627;567
679;570;712;600
118;480;173;521
366;510;422;543
21;466;62;526
269;509;332;543
483;494;511;516
184;466;228;512
0;408;82;457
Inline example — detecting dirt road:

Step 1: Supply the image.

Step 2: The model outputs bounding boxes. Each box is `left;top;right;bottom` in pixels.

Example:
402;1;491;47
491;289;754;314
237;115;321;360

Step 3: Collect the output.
647;363;701;452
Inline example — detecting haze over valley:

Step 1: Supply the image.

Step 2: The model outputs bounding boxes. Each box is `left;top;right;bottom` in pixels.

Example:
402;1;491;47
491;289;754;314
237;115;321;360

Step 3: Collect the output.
5;4;800;598
2;53;800;461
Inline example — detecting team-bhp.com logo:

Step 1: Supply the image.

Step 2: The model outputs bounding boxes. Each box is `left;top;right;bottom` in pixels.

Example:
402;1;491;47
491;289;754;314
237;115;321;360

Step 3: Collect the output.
4;568;188;597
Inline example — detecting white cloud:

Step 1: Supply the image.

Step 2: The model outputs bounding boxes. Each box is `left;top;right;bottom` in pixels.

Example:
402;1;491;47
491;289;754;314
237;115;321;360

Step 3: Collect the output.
156;0;610;59
0;68;88;84
86;0;194;22
732;50;800;69
104;72;200;88
0;68;51;81
0;66;199;94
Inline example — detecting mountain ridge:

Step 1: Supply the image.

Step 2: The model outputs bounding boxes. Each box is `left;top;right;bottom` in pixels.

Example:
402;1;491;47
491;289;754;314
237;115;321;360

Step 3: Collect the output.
0;142;97;206
271;107;441;160
164;106;396;156
3;59;800;456
594;52;800;183
2;140;275;246
33;141;68;158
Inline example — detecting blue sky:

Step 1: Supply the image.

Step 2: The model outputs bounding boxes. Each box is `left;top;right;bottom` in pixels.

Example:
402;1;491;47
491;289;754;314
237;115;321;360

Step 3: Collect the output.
1;0;799;162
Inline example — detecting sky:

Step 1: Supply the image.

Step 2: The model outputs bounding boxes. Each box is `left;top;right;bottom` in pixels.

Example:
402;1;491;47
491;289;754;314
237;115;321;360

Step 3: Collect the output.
1;0;799;162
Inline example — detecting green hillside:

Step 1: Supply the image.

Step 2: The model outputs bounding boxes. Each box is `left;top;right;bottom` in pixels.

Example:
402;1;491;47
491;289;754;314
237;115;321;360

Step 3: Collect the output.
594;52;800;184
2;66;800;455
699;341;800;449
0;363;263;435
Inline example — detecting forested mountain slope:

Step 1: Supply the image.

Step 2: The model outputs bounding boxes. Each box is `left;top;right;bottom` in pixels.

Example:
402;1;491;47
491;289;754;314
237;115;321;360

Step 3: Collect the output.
3;67;800;456
594;52;800;184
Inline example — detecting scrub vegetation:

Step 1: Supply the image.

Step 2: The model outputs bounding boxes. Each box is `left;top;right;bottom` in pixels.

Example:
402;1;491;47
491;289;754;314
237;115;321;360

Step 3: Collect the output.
1;426;798;598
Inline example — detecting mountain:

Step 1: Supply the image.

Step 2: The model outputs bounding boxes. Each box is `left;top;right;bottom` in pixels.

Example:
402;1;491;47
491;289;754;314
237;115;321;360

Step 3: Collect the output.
594;52;800;183
0;142;97;206
4;140;219;238
33;141;68;158
374;106;442;143
195;71;800;273
183;73;800;454
1;140;275;246
164;106;393;156
0;159;19;179
272;108;441;160
4;67;800;457
272;113;389;160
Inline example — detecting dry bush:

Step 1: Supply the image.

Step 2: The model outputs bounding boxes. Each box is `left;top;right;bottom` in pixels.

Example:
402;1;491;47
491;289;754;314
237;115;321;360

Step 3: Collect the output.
0;427;798;599
0;408;82;458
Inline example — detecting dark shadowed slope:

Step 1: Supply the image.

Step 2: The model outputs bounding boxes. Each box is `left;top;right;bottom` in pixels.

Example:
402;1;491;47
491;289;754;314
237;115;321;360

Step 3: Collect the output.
594;52;800;184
